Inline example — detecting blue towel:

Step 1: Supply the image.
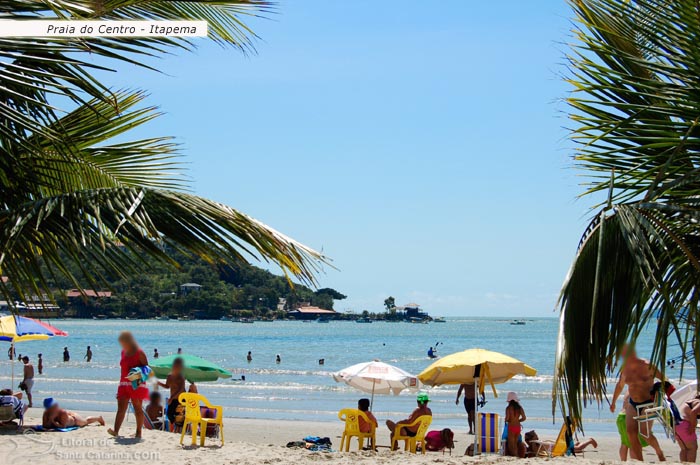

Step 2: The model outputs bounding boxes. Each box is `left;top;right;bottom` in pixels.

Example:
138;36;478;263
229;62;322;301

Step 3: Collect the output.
28;425;80;432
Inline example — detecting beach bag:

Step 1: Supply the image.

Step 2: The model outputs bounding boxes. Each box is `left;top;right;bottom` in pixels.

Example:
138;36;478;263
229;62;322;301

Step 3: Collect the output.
174;403;185;426
425;429;454;452
200;406;219;437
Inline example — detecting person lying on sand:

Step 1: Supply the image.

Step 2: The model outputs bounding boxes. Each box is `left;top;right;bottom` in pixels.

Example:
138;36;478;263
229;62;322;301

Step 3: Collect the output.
42;397;104;429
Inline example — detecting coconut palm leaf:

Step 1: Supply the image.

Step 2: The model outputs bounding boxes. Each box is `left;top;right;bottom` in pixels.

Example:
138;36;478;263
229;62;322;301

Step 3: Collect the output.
0;1;272;152
556;0;700;425
0;0;327;308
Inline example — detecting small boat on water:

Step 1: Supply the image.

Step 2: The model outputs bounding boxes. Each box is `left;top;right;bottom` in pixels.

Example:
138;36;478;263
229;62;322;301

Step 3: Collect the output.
232;317;254;323
316;317;330;323
433;317;447;323
93;315;107;320
356;317;373;323
510;320;526;325
155;315;169;321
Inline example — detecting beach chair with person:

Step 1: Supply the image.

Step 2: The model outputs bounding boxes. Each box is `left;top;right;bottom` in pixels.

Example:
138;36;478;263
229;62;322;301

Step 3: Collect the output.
390;415;432;453
0;389;26;430
530;417;596;458
338;408;376;451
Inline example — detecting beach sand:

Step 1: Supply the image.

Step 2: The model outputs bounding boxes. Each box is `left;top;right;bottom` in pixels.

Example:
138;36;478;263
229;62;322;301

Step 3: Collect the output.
0;410;682;464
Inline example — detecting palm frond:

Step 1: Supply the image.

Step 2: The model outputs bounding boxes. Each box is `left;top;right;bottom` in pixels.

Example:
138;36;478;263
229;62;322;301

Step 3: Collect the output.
557;0;700;426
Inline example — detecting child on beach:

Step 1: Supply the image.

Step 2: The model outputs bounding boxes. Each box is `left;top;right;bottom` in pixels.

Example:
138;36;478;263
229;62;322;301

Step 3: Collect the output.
145;392;164;430
505;392;526;458
357;398;377;433
675;394;700;462
158;356;186;428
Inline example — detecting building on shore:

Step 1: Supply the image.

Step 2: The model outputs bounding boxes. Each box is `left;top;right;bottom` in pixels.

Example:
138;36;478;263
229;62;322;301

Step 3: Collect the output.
399;303;429;320
287;305;338;321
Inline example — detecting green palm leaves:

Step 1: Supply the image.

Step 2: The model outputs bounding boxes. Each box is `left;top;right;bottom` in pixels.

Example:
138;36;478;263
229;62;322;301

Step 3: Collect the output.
555;0;700;423
0;1;326;304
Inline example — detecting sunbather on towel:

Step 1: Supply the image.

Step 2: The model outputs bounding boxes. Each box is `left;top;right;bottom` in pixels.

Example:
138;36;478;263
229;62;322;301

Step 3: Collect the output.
42;397;104;429
386;392;432;448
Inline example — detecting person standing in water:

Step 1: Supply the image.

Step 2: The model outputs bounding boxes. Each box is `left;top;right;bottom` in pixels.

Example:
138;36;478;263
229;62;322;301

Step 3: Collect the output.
63;347;70;362
37;353;43;375
84;346;92;362
108;331;148;438
21;356;34;408
177;347;182;354
456;383;476;434
247;351;252;362
276;354;281;364
153;348;159;359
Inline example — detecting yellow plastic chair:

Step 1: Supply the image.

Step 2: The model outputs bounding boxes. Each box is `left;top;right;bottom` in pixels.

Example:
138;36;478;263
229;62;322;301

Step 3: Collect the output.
338;408;376;451
530;417;576;458
391;415;432;454
178;392;224;447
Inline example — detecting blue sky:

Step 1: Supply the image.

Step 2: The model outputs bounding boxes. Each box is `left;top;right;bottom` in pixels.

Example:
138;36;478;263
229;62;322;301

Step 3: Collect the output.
105;1;590;317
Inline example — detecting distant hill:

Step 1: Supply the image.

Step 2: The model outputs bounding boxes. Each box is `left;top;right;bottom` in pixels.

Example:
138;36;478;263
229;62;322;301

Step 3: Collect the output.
23;249;345;319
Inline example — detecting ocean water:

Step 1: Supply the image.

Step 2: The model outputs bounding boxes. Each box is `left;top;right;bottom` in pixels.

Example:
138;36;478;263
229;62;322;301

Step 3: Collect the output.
0;317;693;435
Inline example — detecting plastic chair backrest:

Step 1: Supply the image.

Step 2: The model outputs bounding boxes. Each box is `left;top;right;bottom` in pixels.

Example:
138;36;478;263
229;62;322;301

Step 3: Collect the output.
338;408;373;434
550;422;570;457
179;392;210;423
413;415;432;440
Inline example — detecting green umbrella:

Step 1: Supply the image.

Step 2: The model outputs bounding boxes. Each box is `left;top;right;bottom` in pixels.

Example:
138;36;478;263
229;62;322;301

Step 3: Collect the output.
150;354;232;382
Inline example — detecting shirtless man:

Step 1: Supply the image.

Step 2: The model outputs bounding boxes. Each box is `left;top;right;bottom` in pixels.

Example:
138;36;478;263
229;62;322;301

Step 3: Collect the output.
158;356;186;427
386;392;432;449
22;356;34;407
610;345;666;462
456;383;476;434
42;398;104;428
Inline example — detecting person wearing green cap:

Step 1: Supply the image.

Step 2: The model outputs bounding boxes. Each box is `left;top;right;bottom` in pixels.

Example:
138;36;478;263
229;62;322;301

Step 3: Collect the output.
386;391;432;448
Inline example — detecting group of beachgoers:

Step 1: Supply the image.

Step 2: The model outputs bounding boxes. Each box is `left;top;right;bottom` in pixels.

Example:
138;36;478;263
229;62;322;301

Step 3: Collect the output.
2;333;699;463
478;345;700;463
5;345;94;410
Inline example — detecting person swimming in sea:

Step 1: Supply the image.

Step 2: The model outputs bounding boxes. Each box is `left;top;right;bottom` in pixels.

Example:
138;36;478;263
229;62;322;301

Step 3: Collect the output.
428;347;437;359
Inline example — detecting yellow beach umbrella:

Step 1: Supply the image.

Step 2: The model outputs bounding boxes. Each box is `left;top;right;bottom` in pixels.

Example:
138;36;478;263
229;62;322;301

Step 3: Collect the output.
419;348;537;454
418;348;537;396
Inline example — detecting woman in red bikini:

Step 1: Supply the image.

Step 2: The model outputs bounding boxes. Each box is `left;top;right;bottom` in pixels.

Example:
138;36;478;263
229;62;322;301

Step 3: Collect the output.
108;331;149;438
505;391;526;457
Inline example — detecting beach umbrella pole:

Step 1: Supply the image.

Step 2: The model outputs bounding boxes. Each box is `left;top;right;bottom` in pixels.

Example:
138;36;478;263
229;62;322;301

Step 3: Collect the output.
370;379;376;411
474;376;480;455
10;342;14;386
